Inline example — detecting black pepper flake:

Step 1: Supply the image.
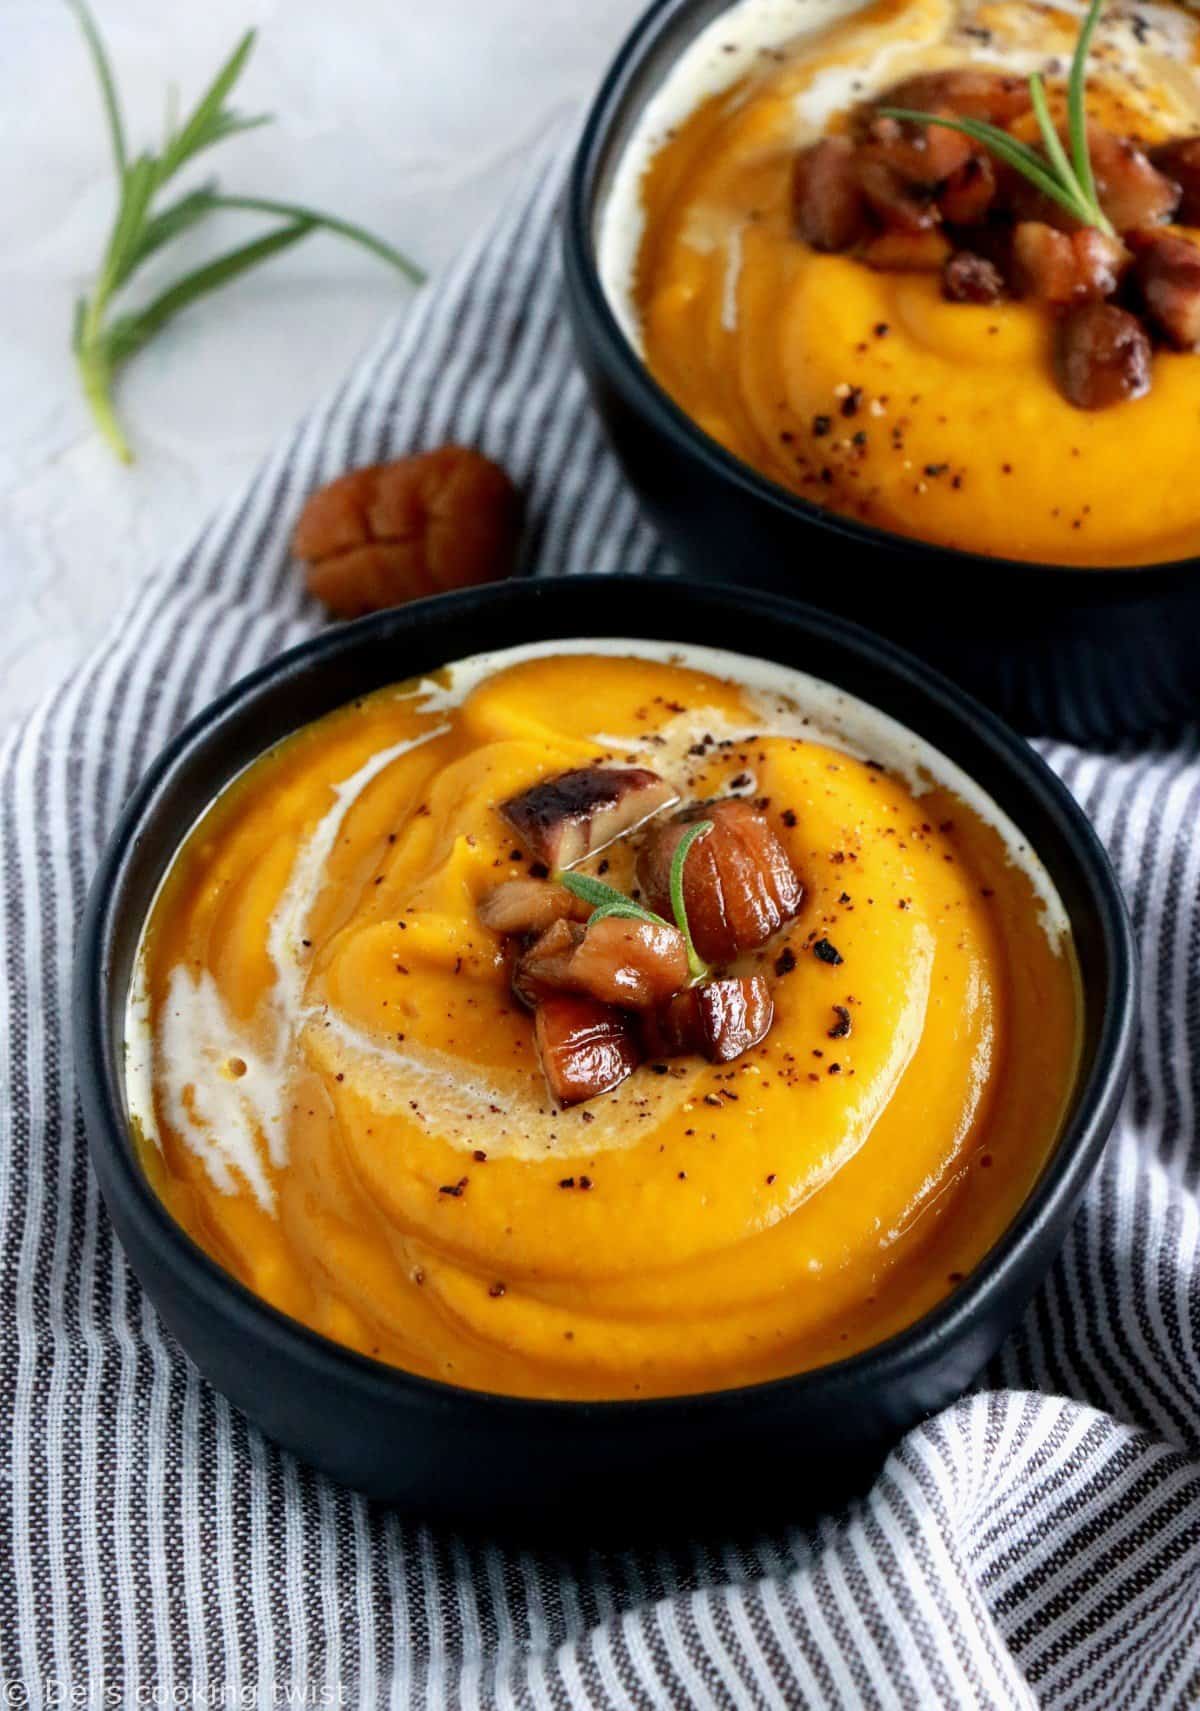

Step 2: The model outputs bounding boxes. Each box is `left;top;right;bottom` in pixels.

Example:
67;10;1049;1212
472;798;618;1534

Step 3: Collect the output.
766;1173;777;1185
439;1178;468;1198
828;1004;852;1040
473;1149;488;1163
874;322;889;337
488;1282;506;1299
813;938;844;965
812;414;832;437
578;1175;593;1191
781;808;797;828
558;1176;576;1189
774;946;797;977
840;386;863;419
529;862;549;880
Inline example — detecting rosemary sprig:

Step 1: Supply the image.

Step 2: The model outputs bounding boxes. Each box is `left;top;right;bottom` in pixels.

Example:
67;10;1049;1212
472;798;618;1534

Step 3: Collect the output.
557;819;714;984
879;0;1114;238
68;0;424;462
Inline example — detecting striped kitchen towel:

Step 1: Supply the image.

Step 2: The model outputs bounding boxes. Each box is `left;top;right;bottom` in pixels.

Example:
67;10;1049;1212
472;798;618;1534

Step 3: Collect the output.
2;124;1198;1711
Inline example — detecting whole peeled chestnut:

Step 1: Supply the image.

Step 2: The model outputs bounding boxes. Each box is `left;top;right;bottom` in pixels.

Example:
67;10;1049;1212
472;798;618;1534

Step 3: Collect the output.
294;444;521;617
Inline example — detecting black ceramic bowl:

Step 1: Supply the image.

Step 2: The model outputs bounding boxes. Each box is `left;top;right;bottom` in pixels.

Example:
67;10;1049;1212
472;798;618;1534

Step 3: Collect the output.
561;0;1200;745
76;578;1134;1528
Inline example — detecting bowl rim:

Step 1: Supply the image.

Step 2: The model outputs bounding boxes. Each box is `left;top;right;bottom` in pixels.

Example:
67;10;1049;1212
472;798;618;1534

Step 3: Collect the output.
75;575;1137;1423
562;0;1200;587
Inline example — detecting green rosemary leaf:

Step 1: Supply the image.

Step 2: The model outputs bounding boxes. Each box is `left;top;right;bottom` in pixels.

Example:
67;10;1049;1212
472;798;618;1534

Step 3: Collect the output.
157;30;260;184
1029;72;1084;204
103;221;314;366
67;5;423;460
67;0;127;175
122;182;219;277
668;820;713;983
212;195;426;285
878;106;1094;226
1070;0;1107;215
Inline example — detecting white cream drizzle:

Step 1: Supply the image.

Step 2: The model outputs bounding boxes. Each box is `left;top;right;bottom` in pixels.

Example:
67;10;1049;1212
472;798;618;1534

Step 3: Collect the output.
597;0;1200;350
127;726;447;1208
126;636;1072;1207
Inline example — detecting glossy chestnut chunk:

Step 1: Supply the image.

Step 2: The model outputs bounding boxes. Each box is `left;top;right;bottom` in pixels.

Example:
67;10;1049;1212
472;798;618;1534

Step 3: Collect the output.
860;229;951;273
1088;129;1180;232
1131;231;1200;349
1056;301;1152;410
637;800;803;966
512;918;585;1007
942;251;1004;304
791;137;867;252
477;878;588;935
500;766;677;870
514;916;688;1010
1011;223;1126;303
642;975;774;1065
534;995;640;1107
876;69;1031;128
938;152;996;224
1149;137;1200;222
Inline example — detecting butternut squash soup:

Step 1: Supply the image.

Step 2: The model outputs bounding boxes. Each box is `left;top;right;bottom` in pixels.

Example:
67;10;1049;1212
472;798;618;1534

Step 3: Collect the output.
126;643;1080;1399
599;0;1200;565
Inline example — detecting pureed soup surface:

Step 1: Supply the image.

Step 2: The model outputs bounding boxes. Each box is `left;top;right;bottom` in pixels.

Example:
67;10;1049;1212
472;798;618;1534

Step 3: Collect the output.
127;643;1081;1400
599;0;1200;565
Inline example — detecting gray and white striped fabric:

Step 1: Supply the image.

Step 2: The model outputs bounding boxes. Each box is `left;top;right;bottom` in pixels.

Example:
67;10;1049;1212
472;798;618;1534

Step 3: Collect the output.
3;124;1199;1711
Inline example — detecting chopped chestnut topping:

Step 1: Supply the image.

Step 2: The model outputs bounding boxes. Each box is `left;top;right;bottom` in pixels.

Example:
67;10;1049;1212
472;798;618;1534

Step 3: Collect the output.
1056;301;1152;411
295;446;521;617
477;878;589;936
938;153;996;224
642;975;774;1065
943;251;1005;304
875;69;1032;128
1149;137;1200;223
1088;128;1180;232
514;916;688;1010
500;766;678;871
860;229;951;273
513;918;584;1007
791;137;868;252
535;995;640;1107
855;150;941;234
1011;223;1127;303
1131;231;1200;349
637;800;803;965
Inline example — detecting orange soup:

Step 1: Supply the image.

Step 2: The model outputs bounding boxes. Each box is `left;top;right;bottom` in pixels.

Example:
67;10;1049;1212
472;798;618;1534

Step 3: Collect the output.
126;643;1080;1399
600;0;1200;565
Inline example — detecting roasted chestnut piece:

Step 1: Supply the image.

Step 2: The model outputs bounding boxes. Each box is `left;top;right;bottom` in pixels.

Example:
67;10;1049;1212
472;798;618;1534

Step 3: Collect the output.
477;878;589;935
1131;231;1200;349
942;251;1005;304
500;766;677;870
514;916;688;1010
1011;223;1127;303
534;995;640;1106
1149;136;1200;222
1056;301;1152;410
642;976;774;1065
791;137;868;252
637;800;803;965
874;69;1032;128
1088;129;1180;232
